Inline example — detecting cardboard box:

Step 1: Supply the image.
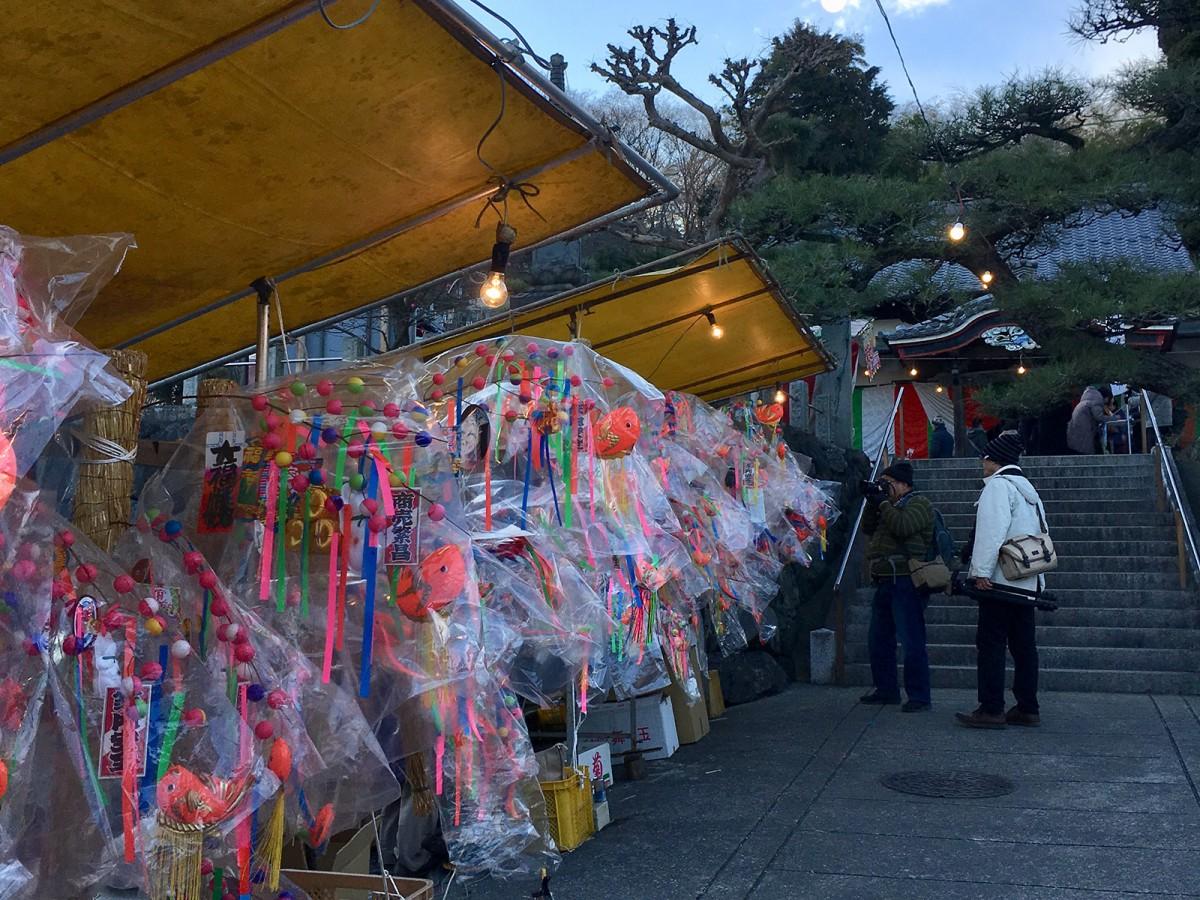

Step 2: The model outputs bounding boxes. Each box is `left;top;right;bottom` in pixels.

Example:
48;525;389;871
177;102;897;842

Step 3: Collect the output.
593;799;611;831
706;670;726;719
577;742;613;787
665;652;710;745
577;694;679;761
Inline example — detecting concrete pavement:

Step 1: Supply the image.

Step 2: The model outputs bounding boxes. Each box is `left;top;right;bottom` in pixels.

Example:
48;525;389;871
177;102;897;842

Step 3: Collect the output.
452;685;1200;899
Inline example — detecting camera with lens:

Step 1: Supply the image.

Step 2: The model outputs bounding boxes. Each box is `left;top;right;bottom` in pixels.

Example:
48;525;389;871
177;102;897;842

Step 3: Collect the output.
860;478;889;500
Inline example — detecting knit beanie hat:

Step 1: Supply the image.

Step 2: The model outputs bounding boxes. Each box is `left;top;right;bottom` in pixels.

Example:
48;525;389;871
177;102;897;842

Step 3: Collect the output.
880;459;914;486
982;431;1024;467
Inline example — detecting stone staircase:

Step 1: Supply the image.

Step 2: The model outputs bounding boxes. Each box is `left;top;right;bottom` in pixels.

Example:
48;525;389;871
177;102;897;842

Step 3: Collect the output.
844;454;1200;694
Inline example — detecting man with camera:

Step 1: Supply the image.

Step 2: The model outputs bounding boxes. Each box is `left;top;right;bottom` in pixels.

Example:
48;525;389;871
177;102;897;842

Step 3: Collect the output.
859;460;934;712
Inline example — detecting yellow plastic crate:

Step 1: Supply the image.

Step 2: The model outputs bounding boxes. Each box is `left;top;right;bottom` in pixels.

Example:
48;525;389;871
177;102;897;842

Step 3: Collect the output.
540;766;595;851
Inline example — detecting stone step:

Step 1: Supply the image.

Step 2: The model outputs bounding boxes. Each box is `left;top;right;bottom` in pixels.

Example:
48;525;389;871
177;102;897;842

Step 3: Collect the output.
918;488;1147;503
940;511;1173;529
911;454;1154;469
847;603;1200;629
854;586;1196;609
928;498;1152;515
1028;540;1179;558
846;622;1200;649
916;475;1156;491
842;662;1200;694
845;641;1198;672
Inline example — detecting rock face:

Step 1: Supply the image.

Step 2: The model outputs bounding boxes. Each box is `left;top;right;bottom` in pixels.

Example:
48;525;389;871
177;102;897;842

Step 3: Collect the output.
770;427;870;681
717;650;789;707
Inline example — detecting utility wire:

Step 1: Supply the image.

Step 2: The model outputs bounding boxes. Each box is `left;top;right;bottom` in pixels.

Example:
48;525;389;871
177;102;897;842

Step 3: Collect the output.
871;0;964;210
466;0;552;69
317;0;382;30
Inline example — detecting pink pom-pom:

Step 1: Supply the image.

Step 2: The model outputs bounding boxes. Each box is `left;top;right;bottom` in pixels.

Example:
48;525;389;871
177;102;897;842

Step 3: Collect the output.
563;345;575;357
56;530;75;548
140;662;163;682
570;374;582;387
427;502;446;522
326;399;343;415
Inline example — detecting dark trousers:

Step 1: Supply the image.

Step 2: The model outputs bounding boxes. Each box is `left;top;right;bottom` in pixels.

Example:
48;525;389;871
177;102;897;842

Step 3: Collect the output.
976;598;1039;715
868;576;931;704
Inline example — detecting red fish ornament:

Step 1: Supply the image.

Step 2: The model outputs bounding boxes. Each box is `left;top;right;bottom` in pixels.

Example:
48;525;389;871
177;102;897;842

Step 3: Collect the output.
157;765;252;826
395;544;467;621
755;403;784;427
593;407;640;459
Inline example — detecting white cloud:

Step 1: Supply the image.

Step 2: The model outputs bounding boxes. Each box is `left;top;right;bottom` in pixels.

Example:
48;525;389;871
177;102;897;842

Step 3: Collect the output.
894;0;951;13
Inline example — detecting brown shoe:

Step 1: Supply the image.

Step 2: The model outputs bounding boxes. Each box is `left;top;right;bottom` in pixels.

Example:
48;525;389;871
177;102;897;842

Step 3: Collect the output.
954;707;1006;729
1005;706;1041;727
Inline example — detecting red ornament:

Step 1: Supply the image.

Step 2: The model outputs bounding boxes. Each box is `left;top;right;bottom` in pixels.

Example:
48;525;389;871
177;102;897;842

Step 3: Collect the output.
432;372;445;386
504;409;519;423
368;514;389;533
183;551;204;574
182;708;207;727
113;574;136;594
326;399;343;415
254;721;274;740
198;570;219;591
209;595;230;617
430;388;443;401
234;643;255;663
262;432;283;451
570;374;582;387
383;402;401;418
141;662;164;681
56;530;75;548
427;502;446;522
474;344;489;357
391;422;408;438
362;498;379;515
602;376;615;388
216;623;231;642
265;412;284;430
267;690;288;710
472;376;486;391
74;563;98;584
251;395;269;412
316;379;334;397
12;559;36;581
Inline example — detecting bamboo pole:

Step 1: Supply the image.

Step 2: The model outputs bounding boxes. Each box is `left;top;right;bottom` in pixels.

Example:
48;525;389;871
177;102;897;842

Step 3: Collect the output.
73;349;148;551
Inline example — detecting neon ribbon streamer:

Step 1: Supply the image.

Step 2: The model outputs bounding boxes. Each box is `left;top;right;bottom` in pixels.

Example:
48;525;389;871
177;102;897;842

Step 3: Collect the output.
322;529;339;684
121;620;138;863
237;682;251;897
259;464;280;601
359;457;379;697
156;691;187;780
435;734;445;796
275;453;289;611
337;503;352;651
520;426;533;529
138;645;169;812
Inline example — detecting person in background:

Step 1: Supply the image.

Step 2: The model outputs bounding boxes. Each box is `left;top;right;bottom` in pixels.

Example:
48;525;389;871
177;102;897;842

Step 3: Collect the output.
930;418;954;459
859;460;934;713
955;432;1046;729
1067;386;1115;454
966;417;989;457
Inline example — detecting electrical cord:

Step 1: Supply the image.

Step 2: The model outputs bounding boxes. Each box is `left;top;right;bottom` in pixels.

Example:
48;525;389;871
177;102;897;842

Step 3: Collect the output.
317;0;382;30
466;0;552;69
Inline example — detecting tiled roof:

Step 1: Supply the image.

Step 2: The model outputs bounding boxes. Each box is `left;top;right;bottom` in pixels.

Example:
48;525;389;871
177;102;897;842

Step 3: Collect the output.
878;208;1195;343
1008;208;1194;278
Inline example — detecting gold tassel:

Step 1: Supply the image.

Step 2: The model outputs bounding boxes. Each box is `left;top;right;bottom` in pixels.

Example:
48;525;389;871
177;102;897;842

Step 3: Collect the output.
406;752;436;817
252;791;287;892
150;819;205;900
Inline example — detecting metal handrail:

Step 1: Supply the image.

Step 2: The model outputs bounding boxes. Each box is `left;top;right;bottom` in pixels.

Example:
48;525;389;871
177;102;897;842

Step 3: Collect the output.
831;386;906;680
1141;389;1200;584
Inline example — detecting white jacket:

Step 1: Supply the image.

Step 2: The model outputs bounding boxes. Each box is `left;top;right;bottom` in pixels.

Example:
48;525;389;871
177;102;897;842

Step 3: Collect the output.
969;465;1048;592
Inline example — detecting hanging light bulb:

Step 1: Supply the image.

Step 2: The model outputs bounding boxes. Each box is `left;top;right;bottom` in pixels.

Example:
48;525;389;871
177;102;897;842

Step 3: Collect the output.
705;311;724;339
1017;362;1027;375
479;221;517;309
820;0;848;11
480;272;508;309
980;270;995;287
774;386;787;404
909;366;919;378
948;221;967;242
935;385;945;394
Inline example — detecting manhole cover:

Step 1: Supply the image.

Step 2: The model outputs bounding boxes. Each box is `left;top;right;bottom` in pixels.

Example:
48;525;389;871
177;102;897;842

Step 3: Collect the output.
880;770;1015;799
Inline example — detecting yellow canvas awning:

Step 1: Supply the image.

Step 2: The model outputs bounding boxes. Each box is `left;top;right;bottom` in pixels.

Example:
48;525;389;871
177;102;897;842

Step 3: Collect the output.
411;237;833;401
0;0;670;381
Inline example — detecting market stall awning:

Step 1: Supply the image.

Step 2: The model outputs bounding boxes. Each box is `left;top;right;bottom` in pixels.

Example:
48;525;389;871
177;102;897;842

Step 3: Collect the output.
411;237;833;401
0;0;670;381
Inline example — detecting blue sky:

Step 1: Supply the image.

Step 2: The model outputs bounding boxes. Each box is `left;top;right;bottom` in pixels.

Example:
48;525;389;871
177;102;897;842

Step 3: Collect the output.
485;0;1160;107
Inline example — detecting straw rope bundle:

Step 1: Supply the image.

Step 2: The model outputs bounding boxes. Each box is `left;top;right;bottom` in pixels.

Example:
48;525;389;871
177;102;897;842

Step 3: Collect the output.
72;349;148;550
